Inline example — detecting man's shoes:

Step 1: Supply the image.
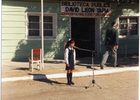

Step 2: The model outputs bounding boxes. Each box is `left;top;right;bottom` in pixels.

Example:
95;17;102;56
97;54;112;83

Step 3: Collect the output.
100;65;104;69
113;65;119;67
71;81;74;85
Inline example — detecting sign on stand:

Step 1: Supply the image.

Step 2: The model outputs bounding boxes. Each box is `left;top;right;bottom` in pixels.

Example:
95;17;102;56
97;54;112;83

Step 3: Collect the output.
61;1;111;17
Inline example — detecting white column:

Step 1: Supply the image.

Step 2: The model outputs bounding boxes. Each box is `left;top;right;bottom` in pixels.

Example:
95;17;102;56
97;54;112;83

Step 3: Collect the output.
41;0;44;70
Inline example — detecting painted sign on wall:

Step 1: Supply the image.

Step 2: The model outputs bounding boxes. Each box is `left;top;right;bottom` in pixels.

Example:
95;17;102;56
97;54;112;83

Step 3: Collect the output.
61;1;111;17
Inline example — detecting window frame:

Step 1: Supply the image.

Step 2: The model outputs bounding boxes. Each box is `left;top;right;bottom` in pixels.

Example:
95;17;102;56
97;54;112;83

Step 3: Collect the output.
26;12;57;40
117;15;139;39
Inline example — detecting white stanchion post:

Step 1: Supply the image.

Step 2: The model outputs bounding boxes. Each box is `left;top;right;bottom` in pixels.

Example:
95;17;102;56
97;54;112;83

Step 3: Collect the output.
41;0;44;70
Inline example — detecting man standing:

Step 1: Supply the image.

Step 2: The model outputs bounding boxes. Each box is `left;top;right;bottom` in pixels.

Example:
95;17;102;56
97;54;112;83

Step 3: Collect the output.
100;22;119;69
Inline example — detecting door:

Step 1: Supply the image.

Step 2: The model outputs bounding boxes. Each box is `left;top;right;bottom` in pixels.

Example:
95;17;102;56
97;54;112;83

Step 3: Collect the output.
71;17;95;58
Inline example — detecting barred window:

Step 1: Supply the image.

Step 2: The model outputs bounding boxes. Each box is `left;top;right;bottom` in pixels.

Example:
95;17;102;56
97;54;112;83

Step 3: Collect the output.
27;13;57;40
44;16;53;36
118;16;138;38
29;16;40;36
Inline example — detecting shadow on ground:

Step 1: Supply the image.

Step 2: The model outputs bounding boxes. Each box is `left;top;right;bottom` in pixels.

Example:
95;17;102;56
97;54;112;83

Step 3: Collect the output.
28;73;66;85
13;68;40;71
14;68;29;70
76;54;138;67
44;60;64;64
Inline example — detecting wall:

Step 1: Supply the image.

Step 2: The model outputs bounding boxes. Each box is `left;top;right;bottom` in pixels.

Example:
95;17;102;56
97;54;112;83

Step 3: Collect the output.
2;1;139;61
101;3;139;55
2;0;70;61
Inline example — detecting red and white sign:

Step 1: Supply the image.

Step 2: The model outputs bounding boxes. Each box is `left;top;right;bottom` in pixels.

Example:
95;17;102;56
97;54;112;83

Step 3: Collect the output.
61;1;111;17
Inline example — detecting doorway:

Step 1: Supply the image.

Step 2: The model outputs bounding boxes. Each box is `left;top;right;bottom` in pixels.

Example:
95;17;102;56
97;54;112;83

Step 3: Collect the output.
71;17;95;58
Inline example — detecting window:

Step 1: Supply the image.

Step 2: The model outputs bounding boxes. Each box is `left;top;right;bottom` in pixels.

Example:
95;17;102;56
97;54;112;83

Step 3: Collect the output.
26;13;57;40
118;16;139;38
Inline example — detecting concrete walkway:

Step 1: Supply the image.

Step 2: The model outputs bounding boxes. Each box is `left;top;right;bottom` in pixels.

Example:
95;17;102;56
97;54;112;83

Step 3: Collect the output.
2;55;139;82
2;67;139;82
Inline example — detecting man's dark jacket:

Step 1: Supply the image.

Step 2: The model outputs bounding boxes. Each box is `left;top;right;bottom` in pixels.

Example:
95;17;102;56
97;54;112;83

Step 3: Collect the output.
105;27;119;46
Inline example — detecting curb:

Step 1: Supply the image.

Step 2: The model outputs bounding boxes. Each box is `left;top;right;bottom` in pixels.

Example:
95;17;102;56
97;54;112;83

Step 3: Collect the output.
2;67;139;82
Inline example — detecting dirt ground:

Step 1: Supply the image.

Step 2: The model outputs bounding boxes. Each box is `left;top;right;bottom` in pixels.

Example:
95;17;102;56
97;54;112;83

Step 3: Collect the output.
2;71;138;100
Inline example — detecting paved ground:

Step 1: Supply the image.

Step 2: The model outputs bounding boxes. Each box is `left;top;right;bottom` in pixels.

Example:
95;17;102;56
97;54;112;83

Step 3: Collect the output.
2;55;138;78
1;71;138;100
1;55;139;100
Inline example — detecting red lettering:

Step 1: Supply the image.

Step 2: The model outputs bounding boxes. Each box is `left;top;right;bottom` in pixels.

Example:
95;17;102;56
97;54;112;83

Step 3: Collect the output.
102;13;106;16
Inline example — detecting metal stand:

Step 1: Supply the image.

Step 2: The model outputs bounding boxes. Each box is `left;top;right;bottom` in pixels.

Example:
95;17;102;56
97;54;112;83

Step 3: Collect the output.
85;52;101;89
74;46;101;89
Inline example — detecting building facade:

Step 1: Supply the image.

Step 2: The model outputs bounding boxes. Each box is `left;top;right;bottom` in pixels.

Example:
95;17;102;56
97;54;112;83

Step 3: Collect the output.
2;0;139;61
